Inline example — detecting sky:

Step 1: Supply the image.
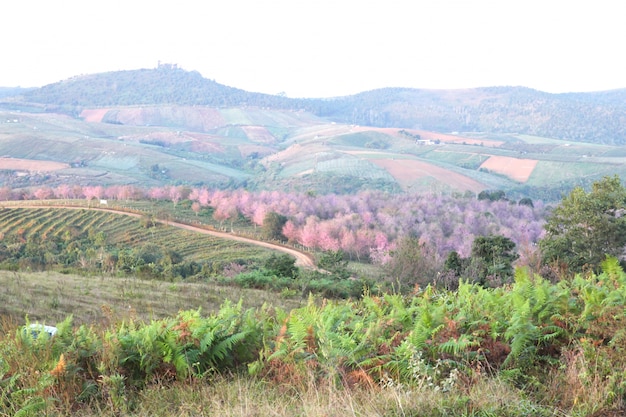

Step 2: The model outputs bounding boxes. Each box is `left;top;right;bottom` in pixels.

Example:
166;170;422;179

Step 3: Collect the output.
1;0;624;98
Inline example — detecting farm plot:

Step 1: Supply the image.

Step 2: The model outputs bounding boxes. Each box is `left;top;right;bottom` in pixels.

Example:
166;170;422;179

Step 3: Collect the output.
315;157;394;180
0;208;277;265
479;156;538;182
80;108;110;123
425;149;490;169
526;160;625;186
371;158;486;192
0;157;69;171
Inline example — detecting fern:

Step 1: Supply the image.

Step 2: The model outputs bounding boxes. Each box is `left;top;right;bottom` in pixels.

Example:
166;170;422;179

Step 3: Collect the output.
438;334;479;357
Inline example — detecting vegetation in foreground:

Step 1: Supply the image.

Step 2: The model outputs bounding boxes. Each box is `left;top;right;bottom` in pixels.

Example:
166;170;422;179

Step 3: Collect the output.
2;260;626;416
2;176;626;415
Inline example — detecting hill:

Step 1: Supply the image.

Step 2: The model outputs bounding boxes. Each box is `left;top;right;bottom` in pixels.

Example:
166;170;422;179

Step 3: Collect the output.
4;66;626;144
2;67;626;198
316;86;626;145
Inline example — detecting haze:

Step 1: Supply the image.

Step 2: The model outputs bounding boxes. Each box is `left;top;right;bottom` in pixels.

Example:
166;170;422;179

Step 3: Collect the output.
2;0;624;97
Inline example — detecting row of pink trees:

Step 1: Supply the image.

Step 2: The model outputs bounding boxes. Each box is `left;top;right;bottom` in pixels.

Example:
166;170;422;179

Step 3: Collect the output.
10;185;548;264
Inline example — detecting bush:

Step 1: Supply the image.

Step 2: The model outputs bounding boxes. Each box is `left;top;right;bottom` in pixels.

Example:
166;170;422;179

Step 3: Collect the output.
263;254;298;279
234;270;292;291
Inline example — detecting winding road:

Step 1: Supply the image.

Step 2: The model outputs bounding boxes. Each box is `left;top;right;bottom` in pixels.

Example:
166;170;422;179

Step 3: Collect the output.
5;203;317;268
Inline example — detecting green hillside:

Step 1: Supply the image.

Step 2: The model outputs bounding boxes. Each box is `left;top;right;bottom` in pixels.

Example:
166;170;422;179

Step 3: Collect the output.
2;67;626;197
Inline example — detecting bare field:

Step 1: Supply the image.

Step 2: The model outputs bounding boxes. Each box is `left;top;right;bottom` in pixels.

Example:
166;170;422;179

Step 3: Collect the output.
80;108;109;122
479;156;538;182
0;157;70;171
371;158;485;192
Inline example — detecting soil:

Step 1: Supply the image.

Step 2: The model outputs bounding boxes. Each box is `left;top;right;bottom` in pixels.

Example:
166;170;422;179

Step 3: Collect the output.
371;158;485;192
0;157;70;171
479;156;538;182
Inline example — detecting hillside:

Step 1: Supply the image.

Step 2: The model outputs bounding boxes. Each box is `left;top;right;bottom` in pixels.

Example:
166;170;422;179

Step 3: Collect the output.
2;67;626;197
316;86;626;145
3;66;626;144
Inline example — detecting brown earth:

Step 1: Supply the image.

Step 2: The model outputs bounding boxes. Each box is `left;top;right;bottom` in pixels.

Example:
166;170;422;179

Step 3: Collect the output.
479;156;538;182
371;158;486;192
0;158;70;171
80;109;110;123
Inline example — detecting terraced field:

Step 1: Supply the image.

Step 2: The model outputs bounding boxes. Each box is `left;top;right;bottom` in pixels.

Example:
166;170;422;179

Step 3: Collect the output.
0;204;316;267
0;207;282;265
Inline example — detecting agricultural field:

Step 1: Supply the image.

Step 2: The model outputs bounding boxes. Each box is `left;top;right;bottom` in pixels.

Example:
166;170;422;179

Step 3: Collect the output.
0;206;282;273
4;106;626;197
0;157;69;171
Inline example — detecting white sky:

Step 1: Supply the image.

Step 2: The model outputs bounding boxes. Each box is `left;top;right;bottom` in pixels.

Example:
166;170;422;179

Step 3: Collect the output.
1;0;624;98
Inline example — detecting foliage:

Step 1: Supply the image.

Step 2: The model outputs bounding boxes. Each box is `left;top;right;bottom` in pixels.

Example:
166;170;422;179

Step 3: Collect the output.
261;211;288;241
385;237;443;289
316;250;350;279
518;197;534;208
3;259;626;414
540;175;626;273
263;253;298;279
478;189;507;201
233;270;293;291
469;235;519;285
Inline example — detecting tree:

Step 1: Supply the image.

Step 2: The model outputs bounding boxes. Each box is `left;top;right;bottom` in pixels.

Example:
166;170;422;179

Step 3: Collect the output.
539;175;626;273
385;236;442;289
478;190;506;202
317;250;350;279
469;235;518;285
518;197;534;208
263;254;298;279
261;212;288;241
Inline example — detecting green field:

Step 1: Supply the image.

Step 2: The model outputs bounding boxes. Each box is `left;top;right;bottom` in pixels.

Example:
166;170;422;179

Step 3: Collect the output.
3;107;626;197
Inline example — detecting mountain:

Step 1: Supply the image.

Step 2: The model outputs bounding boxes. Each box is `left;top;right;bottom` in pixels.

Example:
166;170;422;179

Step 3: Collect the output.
13;64;309;110
315;86;626;145
3;66;626;144
2;67;626;199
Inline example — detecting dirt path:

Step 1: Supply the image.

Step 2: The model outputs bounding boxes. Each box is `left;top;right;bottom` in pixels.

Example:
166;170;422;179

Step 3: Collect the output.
7;203;317;268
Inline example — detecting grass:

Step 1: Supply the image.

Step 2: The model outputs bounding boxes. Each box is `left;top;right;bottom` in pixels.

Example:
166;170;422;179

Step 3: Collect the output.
98;374;543;417
0;269;305;326
526;161;614;185
2;265;626;415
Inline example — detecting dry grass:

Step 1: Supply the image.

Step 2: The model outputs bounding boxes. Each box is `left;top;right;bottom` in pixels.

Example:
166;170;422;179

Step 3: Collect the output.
74;374;460;417
0;270;305;326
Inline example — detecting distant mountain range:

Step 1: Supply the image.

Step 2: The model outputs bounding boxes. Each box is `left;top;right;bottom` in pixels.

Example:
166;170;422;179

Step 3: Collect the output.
2;65;626;144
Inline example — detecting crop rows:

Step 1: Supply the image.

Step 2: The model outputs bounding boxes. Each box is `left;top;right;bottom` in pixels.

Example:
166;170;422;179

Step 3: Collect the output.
0;208;275;265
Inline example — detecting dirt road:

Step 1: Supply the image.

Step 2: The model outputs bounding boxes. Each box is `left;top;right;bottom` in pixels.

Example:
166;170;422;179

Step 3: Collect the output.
6;203;317;268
